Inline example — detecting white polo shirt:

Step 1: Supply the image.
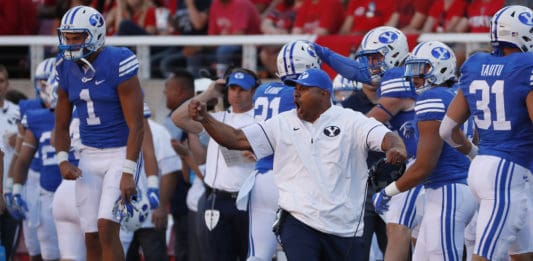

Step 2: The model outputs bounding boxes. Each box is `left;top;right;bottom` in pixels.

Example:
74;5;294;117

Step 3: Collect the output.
204;108;256;192
242;105;390;237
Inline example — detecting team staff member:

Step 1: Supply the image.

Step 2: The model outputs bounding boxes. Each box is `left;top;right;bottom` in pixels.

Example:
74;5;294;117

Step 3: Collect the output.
187;68;407;260
172;68;259;261
54;6;145;261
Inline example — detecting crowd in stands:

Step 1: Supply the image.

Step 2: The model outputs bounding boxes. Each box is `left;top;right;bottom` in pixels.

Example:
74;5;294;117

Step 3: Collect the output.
1;0;532;78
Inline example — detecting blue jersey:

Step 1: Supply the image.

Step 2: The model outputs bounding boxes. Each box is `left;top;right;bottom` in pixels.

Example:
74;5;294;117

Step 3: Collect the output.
19;98;44;172
24;109;61;192
56;46;139;148
459;52;533;168
378;66;418;158
253;81;295;173
415;87;471;188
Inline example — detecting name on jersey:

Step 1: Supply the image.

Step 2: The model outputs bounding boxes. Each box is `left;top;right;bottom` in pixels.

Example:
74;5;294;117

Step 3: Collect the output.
480;64;504;77
265;86;283;94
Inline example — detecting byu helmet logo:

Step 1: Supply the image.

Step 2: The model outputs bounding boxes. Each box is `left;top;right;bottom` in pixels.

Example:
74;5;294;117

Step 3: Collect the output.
378;31;398;44
299;71;310;79
89;14;104;27
431;47;451;60
518;11;533;25
323;126;340;137
234;72;245;79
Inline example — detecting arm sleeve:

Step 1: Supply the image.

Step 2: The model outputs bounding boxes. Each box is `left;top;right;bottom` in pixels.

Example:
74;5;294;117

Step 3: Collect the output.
242;122;274;159
314;44;372;84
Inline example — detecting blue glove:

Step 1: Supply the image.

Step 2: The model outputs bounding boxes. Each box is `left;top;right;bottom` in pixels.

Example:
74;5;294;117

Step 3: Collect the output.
11;193;28;220
311;43;372;84
146;176;160;209
372;190;392;215
3;192;15;216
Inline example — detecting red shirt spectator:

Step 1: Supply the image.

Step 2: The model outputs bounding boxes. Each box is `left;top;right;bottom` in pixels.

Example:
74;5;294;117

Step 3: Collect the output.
262;0;300;34
292;0;344;35
106;0;157;35
340;0;395;35
385;0;431;29
466;0;504;32
208;0;261;35
0;0;37;35
423;0;467;32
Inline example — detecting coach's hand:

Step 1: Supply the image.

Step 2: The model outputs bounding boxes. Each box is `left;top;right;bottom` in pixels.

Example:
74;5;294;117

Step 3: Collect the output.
188;100;208;122
58;161;82;180
151;206;168;231
120;174;137;204
372;190;391;215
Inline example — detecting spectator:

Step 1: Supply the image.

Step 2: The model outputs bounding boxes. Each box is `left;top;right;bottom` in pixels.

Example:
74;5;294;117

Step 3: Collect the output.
155;0;212;78
456;0;504;32
0;0;37;35
384;0;432;34
259;0;302;77
208;0;261;77
106;0;157;35
339;0;395;35
421;0;468;33
291;0;344;35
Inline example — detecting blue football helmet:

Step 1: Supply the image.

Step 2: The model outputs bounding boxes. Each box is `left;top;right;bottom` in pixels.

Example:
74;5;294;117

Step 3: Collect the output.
276;40;321;82
356;26;409;76
112;189;151;231
404;41;456;92
490;5;533;53
57;5;106;60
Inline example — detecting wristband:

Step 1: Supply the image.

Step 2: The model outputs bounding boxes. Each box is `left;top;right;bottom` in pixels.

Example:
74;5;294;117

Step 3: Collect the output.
13;183;23;195
122;159;137;175
467;143;479;160
5;178;13;193
56;151;69;165
384;181;401;197
147;175;159;188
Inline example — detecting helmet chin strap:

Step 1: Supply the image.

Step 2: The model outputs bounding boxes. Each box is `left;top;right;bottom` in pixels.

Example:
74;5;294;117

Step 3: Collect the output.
80;57;96;83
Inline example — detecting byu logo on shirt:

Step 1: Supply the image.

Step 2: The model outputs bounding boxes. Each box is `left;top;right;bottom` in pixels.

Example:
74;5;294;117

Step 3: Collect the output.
431;47;451;60
323;126;341;137
378;31;398;44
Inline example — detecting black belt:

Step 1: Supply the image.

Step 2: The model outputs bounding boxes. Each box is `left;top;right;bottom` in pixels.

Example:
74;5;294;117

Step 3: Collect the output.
204;184;239;199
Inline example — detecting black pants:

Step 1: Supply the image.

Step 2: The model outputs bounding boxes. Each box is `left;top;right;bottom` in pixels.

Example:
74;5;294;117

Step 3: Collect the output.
0;212;21;260
126;228;168;261
202;189;248;261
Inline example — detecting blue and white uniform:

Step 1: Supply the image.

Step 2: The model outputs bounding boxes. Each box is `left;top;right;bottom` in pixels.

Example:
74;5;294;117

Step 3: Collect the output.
236;81;295;260
55;46;140;232
459;51;533;260
377;67;423;230
23;108;60;260
411;87;477;261
17;98;44;257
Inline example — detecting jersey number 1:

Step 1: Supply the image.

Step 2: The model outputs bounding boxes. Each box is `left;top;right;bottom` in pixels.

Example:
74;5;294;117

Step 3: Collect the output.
80;89;101;125
469;80;511;130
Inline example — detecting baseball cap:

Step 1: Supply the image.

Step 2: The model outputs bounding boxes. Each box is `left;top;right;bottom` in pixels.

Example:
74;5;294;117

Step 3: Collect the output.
227;71;257;90
286;68;332;94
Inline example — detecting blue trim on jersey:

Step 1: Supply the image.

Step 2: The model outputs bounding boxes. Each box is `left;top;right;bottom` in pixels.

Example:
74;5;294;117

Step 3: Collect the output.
441;184;459;261
19;98;44;172
477;159;513;258
398;185;422;227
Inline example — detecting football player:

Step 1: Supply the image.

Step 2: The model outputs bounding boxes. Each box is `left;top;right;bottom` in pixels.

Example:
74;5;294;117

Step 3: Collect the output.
53;5;145;260
440;5;533;261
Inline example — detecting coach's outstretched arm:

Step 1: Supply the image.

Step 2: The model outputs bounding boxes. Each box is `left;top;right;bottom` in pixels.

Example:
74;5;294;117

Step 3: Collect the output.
188;99;251;151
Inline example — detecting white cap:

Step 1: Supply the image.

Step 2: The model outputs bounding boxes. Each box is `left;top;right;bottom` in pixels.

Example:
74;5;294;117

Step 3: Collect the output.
194;78;213;94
